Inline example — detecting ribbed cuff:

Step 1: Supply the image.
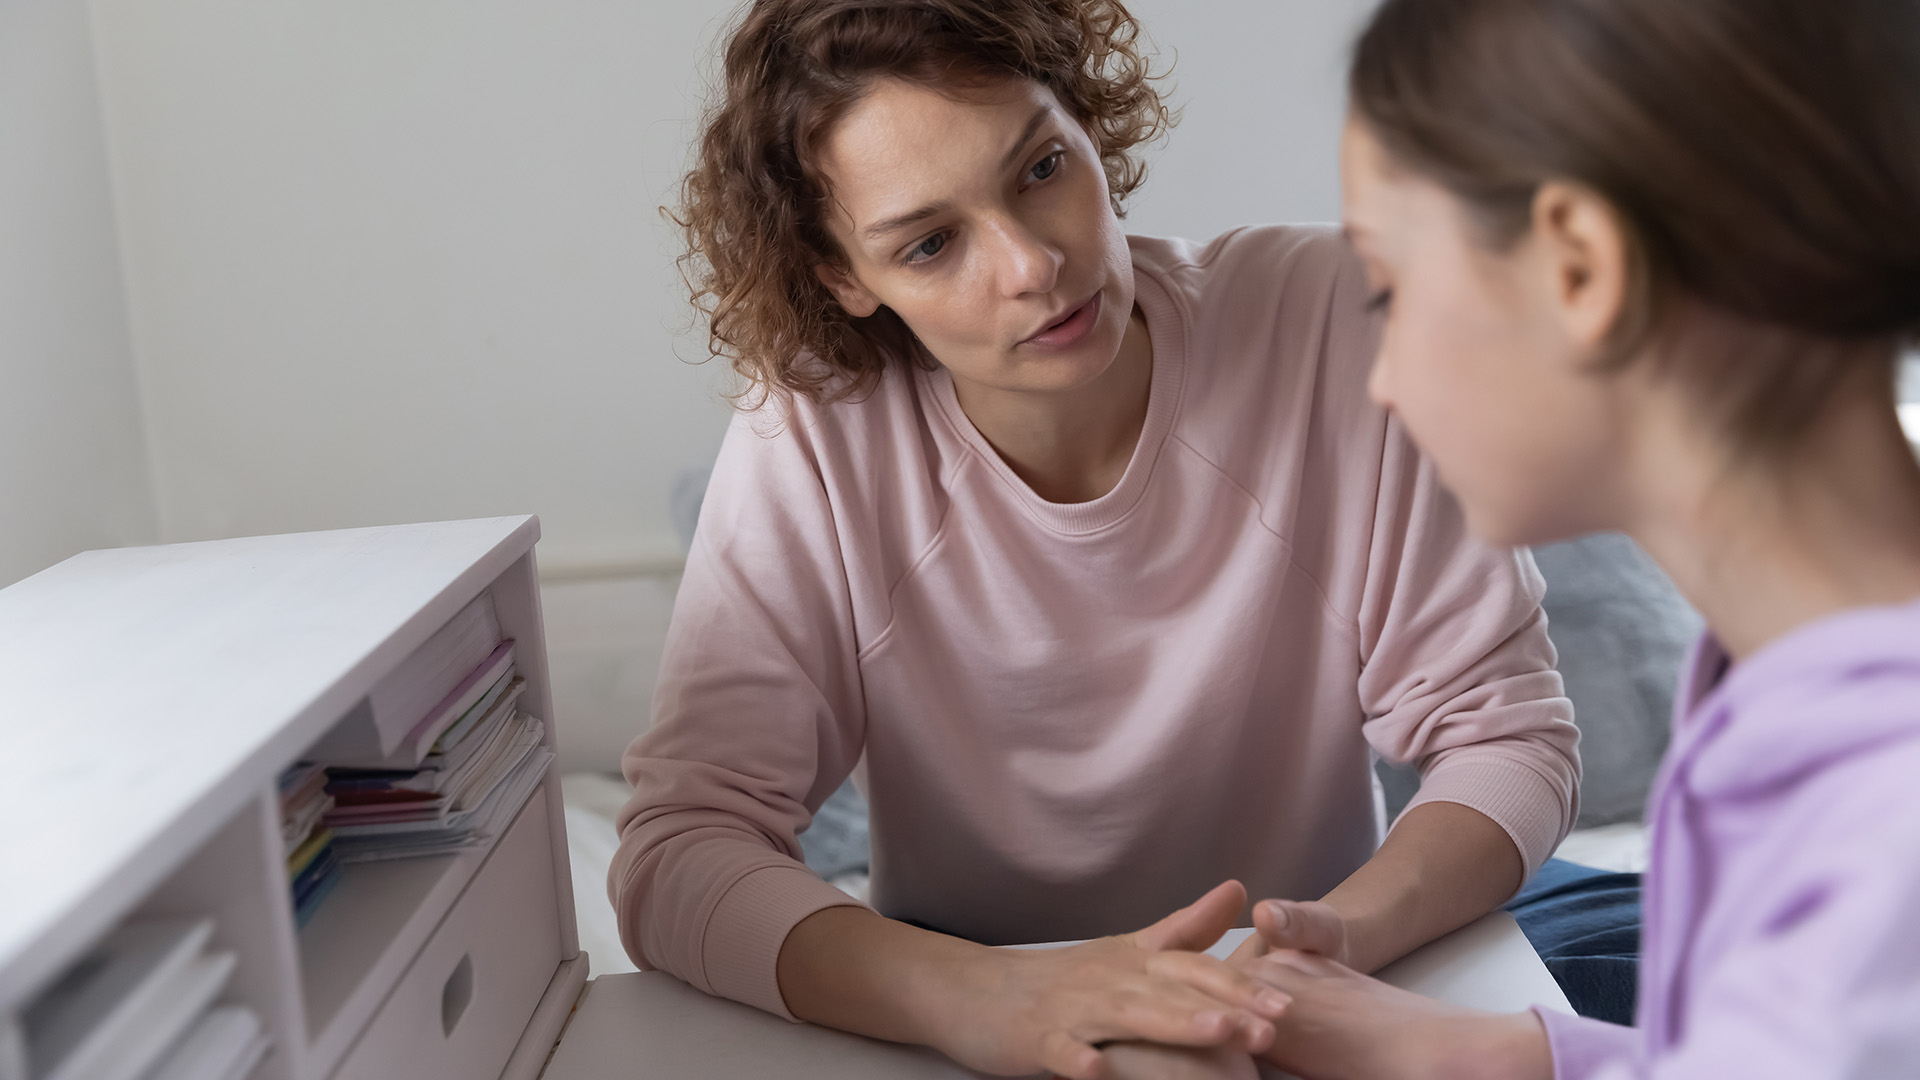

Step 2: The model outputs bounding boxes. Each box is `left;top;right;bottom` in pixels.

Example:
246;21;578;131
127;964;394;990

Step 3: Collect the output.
1533;1006;1640;1080
1399;754;1572;884
700;863;870;1020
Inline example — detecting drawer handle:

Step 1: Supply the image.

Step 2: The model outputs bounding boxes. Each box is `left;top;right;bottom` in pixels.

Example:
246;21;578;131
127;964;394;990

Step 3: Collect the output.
441;953;474;1037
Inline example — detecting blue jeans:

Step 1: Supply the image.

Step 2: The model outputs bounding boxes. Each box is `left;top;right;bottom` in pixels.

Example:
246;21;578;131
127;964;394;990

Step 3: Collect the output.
1504;858;1642;1024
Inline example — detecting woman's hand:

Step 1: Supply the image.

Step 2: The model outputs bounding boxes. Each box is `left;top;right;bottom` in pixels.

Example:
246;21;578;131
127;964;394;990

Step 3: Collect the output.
1099;1042;1261;1080
1239;949;1552;1080
930;881;1292;1079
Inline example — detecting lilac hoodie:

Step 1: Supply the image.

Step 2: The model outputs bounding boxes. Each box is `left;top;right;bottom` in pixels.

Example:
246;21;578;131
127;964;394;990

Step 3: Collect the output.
1538;600;1920;1077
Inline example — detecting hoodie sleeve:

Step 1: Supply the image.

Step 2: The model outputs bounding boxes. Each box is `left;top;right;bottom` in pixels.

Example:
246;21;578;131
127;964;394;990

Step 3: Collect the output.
1537;723;1920;1079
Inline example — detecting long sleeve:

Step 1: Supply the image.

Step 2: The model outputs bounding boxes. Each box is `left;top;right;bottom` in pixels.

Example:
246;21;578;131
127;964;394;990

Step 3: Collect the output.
1355;417;1582;876
1534;839;1920;1080
608;408;872;1020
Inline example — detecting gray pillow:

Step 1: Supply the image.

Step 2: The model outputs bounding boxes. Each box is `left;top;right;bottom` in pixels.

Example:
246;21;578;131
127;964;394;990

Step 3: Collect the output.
1377;533;1700;828
1532;533;1701;825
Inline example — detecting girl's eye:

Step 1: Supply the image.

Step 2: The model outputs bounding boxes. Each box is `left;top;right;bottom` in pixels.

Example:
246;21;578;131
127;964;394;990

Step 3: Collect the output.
906;232;947;264
1029;151;1063;183
1365;287;1394;313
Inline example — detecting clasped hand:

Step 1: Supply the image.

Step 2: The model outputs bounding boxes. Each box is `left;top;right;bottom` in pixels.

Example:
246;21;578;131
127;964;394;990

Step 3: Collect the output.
936;880;1291;1079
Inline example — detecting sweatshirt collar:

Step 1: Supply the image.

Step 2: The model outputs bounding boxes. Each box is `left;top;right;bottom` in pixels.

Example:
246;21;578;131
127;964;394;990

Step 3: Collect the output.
921;254;1189;536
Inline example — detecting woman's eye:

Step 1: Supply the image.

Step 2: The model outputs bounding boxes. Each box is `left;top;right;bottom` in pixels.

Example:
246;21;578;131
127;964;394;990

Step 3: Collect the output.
906;232;947;264
1029;152;1062;182
1365;287;1394;313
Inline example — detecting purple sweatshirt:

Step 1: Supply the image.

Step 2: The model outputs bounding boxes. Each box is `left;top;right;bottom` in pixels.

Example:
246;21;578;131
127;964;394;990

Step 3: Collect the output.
1538;600;1920;1076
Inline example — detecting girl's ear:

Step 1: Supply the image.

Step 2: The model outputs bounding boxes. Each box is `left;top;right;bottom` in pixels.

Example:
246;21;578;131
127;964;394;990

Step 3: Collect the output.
814;262;882;318
1531;181;1629;356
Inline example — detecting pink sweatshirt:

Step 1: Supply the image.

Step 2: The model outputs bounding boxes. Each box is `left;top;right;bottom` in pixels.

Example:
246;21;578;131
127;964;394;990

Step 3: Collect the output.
612;226;1581;1019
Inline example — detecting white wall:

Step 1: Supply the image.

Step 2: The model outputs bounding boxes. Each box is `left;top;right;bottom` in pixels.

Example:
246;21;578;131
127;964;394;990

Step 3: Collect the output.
87;0;739;572
1126;0;1372;237
0;0;156;588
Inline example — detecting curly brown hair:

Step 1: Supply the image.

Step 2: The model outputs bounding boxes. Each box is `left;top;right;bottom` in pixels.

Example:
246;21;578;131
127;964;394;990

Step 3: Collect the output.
672;0;1174;406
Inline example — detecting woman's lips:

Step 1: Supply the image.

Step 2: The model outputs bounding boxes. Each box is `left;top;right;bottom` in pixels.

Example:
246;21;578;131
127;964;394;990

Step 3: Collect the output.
1020;293;1102;351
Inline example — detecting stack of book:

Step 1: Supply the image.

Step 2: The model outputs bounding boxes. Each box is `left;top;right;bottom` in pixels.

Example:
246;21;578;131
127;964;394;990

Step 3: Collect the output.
15;918;267;1080
298;591;551;864
277;764;339;927
322;669;549;861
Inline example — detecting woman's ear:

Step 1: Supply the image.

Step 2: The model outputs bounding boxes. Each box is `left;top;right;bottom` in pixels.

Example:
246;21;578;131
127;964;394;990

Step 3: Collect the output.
814;262;882;318
1531;181;1629;354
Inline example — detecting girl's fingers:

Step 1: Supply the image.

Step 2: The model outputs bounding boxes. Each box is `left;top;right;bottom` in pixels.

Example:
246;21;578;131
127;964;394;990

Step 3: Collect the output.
1252;899;1344;958
1145;949;1293;1019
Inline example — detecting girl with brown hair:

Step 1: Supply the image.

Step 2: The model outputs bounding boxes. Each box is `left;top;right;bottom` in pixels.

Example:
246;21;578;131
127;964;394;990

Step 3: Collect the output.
1233;0;1920;1076
610;0;1591;1074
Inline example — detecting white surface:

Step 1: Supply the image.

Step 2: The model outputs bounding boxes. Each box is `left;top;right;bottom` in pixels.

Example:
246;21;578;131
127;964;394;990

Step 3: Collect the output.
559;775;640;978
543;911;1568;1080
0;0;155;589
1554;823;1650;874
0;516;538;1015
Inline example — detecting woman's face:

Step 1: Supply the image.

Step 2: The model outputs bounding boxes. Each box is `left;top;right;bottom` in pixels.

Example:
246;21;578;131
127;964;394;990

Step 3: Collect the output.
1339;116;1630;547
811;76;1136;396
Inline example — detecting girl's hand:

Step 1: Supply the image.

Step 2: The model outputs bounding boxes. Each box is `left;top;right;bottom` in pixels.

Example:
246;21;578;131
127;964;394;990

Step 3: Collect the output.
933;881;1292;1079
1240;949;1552;1080
1229;898;1353;968
1099;1042;1261;1080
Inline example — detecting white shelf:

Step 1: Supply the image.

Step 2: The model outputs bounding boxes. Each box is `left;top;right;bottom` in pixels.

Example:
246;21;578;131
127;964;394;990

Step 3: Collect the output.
0;517;583;1080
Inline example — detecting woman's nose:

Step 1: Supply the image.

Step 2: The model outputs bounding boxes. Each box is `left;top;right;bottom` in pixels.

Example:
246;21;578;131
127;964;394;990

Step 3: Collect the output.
989;217;1064;298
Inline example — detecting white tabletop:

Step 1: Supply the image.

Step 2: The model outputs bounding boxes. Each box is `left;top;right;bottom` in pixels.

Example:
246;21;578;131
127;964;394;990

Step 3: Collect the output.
0;516;537;1012
542;910;1570;1079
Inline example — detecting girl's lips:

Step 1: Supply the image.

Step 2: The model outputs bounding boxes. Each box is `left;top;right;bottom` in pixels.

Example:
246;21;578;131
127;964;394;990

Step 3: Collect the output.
1020;292;1102;351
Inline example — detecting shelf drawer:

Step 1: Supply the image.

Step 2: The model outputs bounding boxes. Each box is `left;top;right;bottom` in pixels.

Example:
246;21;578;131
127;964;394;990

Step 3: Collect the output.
332;791;562;1080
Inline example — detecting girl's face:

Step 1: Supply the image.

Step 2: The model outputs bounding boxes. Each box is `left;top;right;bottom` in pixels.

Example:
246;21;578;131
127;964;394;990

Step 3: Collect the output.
811;77;1136;397
1339;116;1632;547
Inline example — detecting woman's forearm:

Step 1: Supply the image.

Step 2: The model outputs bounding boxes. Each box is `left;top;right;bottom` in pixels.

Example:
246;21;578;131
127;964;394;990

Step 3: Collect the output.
775;905;987;1045
775;883;1292;1079
1320;801;1525;973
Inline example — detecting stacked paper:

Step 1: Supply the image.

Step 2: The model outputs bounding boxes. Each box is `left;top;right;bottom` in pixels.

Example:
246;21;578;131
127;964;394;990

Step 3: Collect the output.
303;593;505;767
321;658;550;862
19;918;265;1080
277;764;340;926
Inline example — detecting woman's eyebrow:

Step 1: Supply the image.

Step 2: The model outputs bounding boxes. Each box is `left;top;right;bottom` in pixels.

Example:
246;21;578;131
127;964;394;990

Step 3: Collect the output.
863;201;951;242
999;104;1053;169
860;106;1055;244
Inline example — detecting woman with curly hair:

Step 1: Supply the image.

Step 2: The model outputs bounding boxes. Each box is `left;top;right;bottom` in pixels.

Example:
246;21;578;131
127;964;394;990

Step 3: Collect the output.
609;0;1587;1074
